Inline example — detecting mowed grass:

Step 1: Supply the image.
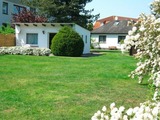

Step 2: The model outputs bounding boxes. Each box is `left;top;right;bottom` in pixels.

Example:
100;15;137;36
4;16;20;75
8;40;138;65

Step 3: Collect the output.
0;51;149;120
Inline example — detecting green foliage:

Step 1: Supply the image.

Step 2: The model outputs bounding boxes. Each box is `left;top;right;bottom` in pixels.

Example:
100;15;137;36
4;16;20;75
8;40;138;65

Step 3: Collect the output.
51;26;84;57
21;0;100;29
119;39;124;44
0;24;15;34
90;38;100;49
87;23;94;31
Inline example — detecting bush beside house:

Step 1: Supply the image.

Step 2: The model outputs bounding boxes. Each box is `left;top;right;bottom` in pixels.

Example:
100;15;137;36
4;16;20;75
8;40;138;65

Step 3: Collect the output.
51;26;84;57
0;46;51;56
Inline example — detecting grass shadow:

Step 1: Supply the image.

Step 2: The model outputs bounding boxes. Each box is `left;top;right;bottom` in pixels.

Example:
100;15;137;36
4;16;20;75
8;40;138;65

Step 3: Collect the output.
82;52;104;57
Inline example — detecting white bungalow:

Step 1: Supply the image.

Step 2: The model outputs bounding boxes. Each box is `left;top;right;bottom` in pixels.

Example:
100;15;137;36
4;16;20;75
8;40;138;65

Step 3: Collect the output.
15;23;90;54
91;20;136;49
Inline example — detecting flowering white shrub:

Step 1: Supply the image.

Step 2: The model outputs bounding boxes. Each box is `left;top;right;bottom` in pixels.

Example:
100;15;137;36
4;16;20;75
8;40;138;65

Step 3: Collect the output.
92;0;160;119
0;46;51;56
124;0;160;98
91;101;160;120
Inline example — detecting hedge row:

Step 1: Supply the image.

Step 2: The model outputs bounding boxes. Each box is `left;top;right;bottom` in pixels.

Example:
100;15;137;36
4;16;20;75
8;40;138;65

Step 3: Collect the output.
0;46;51;56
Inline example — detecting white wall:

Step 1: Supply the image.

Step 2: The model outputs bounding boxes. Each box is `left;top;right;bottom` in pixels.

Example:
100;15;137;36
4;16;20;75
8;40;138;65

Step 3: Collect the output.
91;34;126;49
107;35;119;48
16;24;61;48
74;24;90;54
15;23;90;54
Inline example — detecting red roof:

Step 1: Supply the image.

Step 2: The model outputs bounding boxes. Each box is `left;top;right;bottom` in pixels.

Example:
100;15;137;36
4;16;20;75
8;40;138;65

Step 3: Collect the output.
93;16;138;29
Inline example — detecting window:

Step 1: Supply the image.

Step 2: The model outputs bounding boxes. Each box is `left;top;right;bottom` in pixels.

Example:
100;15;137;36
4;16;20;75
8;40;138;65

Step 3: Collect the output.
114;21;119;26
85;35;87;43
26;33;38;45
99;35;106;43
118;36;126;44
81;35;83;39
30;7;36;13
13;5;25;14
2;2;8;14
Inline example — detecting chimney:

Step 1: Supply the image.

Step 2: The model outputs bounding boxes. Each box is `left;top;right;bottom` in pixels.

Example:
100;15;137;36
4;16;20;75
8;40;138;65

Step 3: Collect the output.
115;16;118;20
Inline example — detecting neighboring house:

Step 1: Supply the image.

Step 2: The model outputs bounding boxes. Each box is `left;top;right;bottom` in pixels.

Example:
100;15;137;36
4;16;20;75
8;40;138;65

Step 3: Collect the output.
15;23;90;54
91;20;136;49
93;16;138;29
0;0;30;26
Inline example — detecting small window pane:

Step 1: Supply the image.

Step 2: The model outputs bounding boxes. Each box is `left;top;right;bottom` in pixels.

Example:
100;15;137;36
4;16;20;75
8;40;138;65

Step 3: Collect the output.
85;35;87;43
99;35;106;43
13;5;25;14
30;7;36;13
3;2;8;14
118;36;125;44
26;33;38;44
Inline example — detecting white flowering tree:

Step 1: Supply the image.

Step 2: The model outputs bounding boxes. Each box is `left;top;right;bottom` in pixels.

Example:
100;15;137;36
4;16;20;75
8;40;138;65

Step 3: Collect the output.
91;0;160;119
124;0;160;100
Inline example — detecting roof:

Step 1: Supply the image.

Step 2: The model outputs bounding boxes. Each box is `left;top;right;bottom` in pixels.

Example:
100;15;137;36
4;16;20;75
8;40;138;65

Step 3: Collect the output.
93;16;138;29
5;0;22;4
14;23;75;27
14;23;90;32
91;20;133;34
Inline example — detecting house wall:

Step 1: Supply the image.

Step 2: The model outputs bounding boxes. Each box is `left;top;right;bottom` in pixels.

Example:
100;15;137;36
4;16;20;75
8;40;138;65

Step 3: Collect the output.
74;24;90;54
15;24;90;54
0;0;27;26
16;25;62;48
91;34;126;49
0;0;11;26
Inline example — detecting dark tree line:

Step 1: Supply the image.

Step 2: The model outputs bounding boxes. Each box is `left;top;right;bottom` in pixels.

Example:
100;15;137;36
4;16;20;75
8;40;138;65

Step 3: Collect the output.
17;0;99;30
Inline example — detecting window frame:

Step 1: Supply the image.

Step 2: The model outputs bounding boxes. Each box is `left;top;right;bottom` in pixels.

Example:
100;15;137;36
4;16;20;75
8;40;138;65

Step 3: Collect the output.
85;35;87;44
2;2;8;15
26;33;38;45
13;4;25;14
99;35;106;43
118;36;126;44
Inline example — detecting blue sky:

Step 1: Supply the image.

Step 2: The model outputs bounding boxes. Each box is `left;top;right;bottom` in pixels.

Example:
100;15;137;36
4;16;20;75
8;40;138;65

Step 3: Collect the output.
85;0;153;19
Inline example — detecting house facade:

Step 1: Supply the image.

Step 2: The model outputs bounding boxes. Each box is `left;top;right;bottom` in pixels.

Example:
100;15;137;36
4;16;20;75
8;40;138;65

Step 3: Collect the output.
0;0;28;26
91;20;135;49
15;23;90;54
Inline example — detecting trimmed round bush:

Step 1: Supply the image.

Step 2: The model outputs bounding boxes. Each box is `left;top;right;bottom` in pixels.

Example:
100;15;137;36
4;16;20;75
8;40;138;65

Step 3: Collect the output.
51;26;84;57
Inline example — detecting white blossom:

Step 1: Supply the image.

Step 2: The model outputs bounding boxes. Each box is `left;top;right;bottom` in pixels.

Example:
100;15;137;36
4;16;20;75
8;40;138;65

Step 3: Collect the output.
139;26;146;32
91;101;160;120
110;103;115;110
91;1;160;119
102;106;107;112
126;108;133;116
0;46;51;56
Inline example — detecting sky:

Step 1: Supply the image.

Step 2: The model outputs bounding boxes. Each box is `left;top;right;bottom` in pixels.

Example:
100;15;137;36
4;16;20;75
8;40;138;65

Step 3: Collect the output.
85;0;154;19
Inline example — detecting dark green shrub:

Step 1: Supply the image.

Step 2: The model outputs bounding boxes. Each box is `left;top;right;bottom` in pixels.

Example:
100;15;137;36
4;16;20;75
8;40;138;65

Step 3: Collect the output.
51;26;84;57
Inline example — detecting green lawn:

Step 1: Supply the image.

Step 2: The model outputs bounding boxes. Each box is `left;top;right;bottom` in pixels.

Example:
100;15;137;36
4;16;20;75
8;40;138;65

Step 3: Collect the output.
0;51;149;120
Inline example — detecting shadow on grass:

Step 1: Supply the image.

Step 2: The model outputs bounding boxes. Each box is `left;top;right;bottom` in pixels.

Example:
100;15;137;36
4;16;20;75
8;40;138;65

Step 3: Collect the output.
82;52;104;57
140;83;149;86
91;49;122;53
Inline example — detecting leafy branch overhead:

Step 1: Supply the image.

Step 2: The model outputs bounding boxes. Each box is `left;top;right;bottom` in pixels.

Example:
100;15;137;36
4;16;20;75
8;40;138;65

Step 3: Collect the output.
20;0;99;29
12;9;47;23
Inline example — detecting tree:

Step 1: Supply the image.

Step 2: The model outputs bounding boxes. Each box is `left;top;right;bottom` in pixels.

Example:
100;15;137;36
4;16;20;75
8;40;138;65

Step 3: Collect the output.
91;1;160;119
124;0;160;100
51;26;84;57
12;9;47;23
21;0;99;29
